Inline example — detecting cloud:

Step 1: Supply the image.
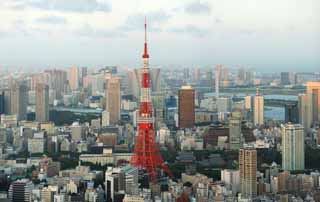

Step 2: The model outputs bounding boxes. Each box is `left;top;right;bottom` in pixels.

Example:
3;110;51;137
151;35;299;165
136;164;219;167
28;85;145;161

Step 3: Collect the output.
168;25;210;37
9;0;112;13
118;10;171;32
184;1;211;15
215;18;223;24
0;30;8;38
35;16;67;25
74;24;125;38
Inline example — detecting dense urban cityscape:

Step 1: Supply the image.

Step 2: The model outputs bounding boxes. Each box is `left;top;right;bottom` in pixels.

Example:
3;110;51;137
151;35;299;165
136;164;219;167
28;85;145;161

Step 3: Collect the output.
0;1;320;202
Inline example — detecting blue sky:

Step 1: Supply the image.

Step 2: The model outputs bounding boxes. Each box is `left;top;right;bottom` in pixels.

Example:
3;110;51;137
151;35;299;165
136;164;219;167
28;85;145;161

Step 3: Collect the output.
0;0;319;71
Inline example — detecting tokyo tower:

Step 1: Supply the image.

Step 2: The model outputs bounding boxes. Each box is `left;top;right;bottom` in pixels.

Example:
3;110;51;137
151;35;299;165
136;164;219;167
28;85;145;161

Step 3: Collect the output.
130;18;172;182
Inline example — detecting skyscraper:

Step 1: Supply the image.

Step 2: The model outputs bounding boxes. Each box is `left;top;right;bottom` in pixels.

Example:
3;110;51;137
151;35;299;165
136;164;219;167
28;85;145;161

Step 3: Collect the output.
285;103;299;123
280;72;293;85
281;123;304;171
150;68;161;92
239;147;257;198
3;89;11;114
0;91;5;115
253;89;264;126
106;77;121;125
298;93;310;131
79;66;88;87
44;69;68;99
215;65;222;97
244;95;252;110
35;83;49;123
306;82;320;125
69;66;79;91
229;112;242;150
299;82;320;131
10;82;28;121
194;68;201;81
178;85;195;129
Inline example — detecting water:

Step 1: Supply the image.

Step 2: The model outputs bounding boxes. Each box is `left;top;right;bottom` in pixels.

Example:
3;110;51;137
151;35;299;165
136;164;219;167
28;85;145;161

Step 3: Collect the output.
205;92;297;101
265;106;285;121
205;93;293;121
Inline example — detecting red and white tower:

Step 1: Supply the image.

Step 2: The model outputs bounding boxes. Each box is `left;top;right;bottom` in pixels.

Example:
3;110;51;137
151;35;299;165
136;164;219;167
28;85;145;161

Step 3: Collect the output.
130;18;172;182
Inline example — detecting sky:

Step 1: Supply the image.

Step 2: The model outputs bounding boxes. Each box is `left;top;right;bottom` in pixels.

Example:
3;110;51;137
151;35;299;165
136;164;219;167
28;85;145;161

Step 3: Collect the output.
0;0;319;72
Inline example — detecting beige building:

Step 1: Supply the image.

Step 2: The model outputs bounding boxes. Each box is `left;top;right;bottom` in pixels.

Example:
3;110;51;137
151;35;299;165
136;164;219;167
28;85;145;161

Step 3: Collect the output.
41;186;58;202
281;123;304;171
0;114;18;127
298;93;310;131
253;89;264;126
239;147;257;198
123;195;144;202
106;77;121;125
299;82;320;131
244;95;252;110
69;66;79;91
306;82;320;122
36;83;49;123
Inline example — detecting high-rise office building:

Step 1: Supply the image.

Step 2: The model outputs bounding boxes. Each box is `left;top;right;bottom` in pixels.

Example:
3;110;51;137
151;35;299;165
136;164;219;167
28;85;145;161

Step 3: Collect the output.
178;86;195;128
298;94;310;131
215;65;221;97
79;67;88;87
299;82;320;131
281;123;304;171
285;103;299;123
105;167;121;202
253;89;264;126
106;77;121;125
306;82;320;125
0;91;5;114
69;66;79;91
121;165;139;195
244;95;252;110
152;91;166;126
183;68;190;79
8;179;33;202
194;68;201;81
35;83;49;123
280;72;293;85
44;69;68;99
3;89;11;114
239;147;257;198
10;82;28;121
238;68;246;82
229;112;242;150
150;68;161;92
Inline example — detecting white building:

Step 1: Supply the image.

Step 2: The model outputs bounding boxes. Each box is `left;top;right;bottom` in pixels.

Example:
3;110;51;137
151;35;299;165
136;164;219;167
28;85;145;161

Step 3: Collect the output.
221;169;240;194
281;123;305;171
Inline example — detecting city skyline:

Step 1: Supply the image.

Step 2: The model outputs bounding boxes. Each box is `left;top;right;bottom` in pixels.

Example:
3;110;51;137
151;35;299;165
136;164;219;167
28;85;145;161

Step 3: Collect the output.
1;2;320;201
0;0;319;71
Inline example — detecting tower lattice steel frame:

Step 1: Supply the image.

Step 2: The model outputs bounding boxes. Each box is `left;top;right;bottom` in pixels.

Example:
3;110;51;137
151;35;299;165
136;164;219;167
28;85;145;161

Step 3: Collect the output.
130;18;172;182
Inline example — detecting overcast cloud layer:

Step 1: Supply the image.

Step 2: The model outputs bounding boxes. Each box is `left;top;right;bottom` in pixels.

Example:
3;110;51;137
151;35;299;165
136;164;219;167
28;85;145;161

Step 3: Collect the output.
0;0;319;71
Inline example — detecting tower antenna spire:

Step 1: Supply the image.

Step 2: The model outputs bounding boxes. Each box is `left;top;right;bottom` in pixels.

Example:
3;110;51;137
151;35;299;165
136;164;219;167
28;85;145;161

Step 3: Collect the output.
143;16;149;59
145;16;147;43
